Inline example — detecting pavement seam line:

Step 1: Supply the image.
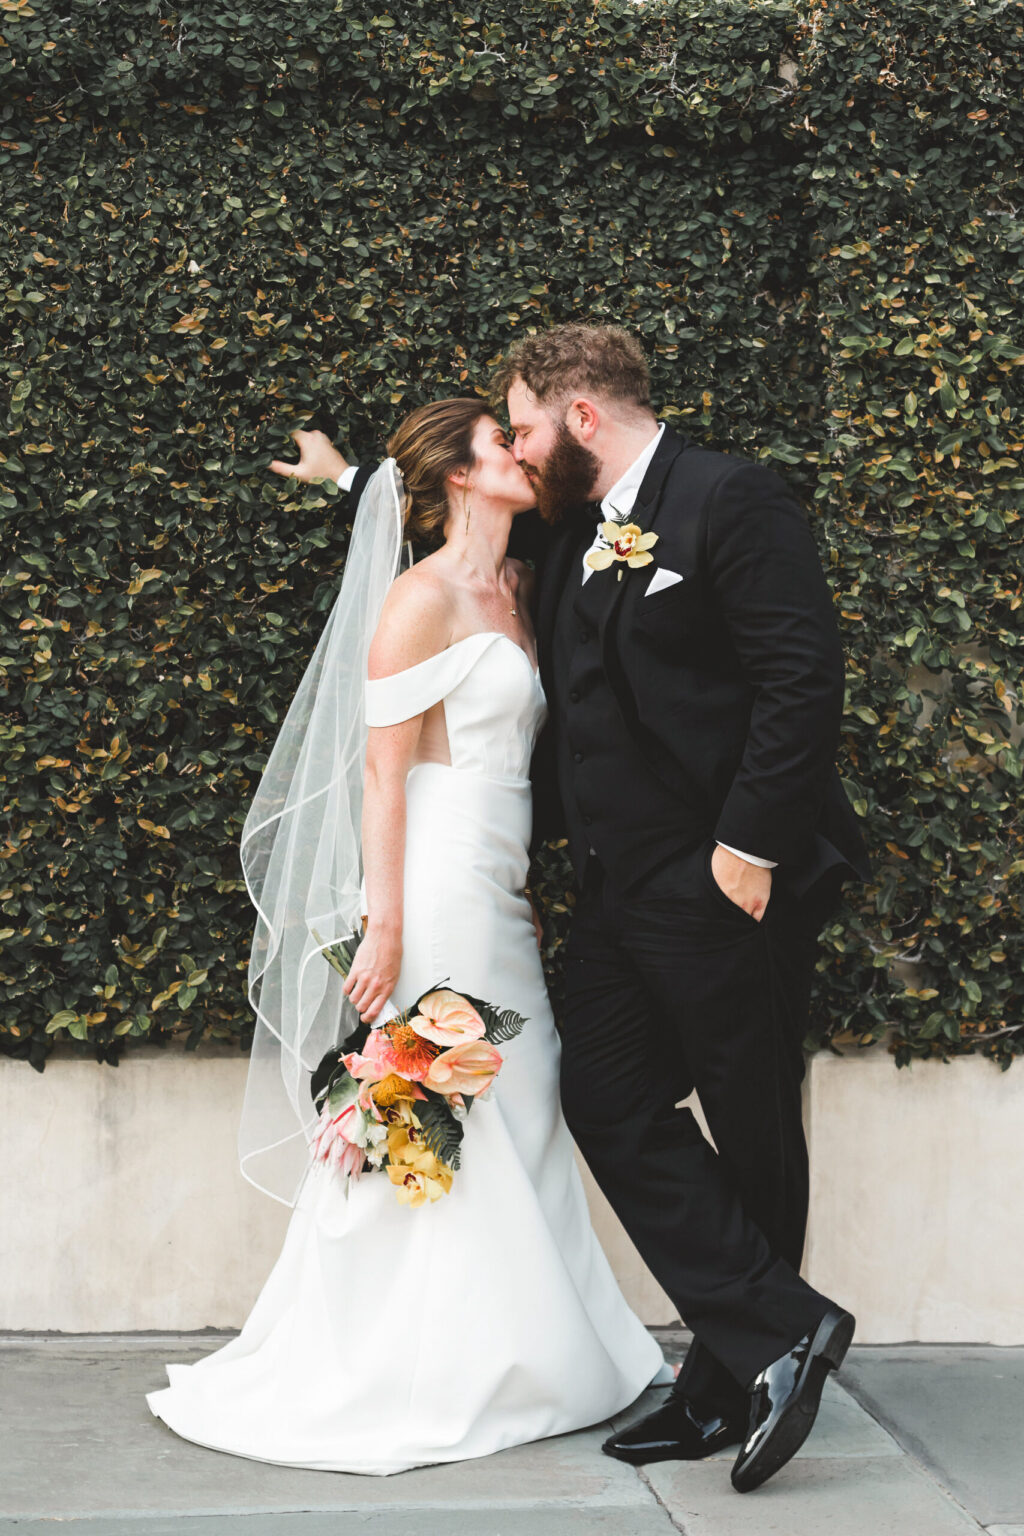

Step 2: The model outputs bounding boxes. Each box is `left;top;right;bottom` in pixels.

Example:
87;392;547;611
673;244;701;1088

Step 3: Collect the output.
834;1376;987;1532
634;1464;691;1534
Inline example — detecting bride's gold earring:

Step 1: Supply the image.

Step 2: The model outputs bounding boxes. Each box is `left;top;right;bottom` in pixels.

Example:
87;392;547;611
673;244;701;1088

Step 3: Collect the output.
464;496;471;534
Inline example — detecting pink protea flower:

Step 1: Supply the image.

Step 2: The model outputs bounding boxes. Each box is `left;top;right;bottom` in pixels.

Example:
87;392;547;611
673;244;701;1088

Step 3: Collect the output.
331;1137;365;1180
310;1103;365;1181
423;1038;503;1098
410;989;486;1048
311;1100;358;1150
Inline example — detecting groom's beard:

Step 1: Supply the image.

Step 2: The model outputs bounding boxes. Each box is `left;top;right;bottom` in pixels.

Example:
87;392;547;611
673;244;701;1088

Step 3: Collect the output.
527;424;602;526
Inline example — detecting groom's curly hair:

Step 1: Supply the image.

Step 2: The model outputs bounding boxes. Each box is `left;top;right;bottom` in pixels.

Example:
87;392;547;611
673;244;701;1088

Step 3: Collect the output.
490;324;652;414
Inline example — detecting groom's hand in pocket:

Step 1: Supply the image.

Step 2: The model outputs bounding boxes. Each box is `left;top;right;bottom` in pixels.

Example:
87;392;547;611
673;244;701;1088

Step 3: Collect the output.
710;844;772;922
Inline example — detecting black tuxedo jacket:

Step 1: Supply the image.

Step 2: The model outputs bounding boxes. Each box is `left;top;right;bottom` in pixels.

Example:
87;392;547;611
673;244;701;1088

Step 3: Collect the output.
522;427;871;901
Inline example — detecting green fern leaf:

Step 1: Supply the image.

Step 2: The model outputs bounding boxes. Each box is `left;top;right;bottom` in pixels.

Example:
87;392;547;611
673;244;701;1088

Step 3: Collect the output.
415;1095;464;1171
475;1001;527;1044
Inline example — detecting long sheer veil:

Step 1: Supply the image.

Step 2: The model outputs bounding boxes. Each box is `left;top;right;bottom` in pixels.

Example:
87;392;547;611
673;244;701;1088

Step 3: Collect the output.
238;460;404;1205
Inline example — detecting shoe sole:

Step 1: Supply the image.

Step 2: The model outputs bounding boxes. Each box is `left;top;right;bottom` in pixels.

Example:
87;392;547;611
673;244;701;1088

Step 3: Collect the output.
731;1308;856;1494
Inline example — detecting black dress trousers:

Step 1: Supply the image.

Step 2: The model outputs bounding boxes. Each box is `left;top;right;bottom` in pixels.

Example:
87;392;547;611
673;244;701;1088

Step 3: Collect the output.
559;844;832;1404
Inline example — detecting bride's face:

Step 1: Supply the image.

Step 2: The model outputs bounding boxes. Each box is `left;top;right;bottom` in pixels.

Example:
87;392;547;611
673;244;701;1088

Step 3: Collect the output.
460;415;537;515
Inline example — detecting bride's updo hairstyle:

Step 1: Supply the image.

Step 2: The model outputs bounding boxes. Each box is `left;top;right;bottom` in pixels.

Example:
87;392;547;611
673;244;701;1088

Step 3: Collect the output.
386;397;492;545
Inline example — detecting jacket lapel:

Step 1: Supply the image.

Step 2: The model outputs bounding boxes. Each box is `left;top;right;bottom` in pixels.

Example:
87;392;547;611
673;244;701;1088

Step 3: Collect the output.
631;425;689;528
535;507;591;688
587;428;692;777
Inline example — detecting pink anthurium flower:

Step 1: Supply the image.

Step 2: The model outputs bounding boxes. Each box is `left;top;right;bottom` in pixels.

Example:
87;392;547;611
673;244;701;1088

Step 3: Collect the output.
410;989;486;1048
423;1037;503;1098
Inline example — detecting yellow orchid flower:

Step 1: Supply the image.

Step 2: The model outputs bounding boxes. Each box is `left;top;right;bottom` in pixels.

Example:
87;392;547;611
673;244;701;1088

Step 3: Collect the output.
386;1120;426;1165
386;1151;454;1206
586;522;659;572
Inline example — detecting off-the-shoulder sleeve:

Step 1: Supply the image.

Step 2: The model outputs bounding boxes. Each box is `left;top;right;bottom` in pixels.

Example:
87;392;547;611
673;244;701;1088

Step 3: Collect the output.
364;631;501;727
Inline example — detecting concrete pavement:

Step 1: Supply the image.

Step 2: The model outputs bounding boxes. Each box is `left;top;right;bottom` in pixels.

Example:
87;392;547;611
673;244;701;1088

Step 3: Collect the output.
1;1331;1020;1534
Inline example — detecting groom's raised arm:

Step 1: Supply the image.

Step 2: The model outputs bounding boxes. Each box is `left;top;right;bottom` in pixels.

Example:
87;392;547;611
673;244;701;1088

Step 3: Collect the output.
337;463;377;518
707;463;846;869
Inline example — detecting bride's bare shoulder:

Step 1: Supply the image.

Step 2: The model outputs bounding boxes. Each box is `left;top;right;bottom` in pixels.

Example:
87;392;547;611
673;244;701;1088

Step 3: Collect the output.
368;558;453;679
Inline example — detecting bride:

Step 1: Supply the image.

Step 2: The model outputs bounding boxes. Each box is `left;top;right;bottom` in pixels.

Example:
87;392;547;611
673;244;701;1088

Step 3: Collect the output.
146;397;667;1474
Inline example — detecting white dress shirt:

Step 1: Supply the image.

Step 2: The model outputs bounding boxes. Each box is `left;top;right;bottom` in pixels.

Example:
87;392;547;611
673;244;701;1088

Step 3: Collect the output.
581;422;666;583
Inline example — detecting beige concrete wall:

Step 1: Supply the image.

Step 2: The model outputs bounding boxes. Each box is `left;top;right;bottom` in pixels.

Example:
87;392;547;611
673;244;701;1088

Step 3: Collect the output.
803;1050;1024;1344
1;1047;290;1332
2;1047;1021;1340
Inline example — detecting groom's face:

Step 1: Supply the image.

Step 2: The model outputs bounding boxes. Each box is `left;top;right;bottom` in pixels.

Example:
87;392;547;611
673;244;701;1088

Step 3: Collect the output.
506;378;601;523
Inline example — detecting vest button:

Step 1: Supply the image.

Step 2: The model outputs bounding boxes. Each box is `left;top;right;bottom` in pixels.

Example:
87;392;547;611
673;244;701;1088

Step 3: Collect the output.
573;751;584;763
569;689;580;703
578;627;590;642
583;814;593;826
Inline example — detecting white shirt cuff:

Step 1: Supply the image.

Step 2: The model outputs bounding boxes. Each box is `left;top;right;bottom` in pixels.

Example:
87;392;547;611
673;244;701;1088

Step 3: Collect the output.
716;842;778;870
336;466;358;493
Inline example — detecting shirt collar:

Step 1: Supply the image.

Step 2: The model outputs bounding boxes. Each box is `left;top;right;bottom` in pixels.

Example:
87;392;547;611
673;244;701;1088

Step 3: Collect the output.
599;422;665;522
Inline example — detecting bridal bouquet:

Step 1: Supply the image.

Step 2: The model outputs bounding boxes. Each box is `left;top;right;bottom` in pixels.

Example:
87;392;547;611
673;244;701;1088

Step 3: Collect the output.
308;933;526;1207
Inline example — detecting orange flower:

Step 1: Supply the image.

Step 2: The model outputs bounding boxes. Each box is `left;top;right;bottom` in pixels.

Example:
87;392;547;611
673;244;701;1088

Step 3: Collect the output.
371;1073;415;1108
383;1019;439;1081
410;989;486;1048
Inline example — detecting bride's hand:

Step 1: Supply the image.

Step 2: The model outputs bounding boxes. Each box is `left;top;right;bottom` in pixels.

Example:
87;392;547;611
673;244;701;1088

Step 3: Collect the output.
269;428;350;485
342;921;401;1024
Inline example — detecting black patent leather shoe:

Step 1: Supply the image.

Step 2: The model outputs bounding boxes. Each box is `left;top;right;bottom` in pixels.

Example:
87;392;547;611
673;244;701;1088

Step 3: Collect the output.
731;1304;856;1493
602;1395;745;1465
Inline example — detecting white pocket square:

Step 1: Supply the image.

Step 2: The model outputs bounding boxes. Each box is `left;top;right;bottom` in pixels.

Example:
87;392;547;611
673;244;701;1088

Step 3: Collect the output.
645;567;685;596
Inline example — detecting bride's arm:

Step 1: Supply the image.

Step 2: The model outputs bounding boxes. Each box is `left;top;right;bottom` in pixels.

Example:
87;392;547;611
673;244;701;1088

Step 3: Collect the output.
342;571;451;1023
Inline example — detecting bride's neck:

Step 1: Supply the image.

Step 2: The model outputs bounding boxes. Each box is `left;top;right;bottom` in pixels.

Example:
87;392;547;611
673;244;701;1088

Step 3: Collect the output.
442;503;513;583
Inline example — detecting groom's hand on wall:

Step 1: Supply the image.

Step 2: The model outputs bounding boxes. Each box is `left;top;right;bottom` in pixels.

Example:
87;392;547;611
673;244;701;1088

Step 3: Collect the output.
269;428;350;485
710;844;773;923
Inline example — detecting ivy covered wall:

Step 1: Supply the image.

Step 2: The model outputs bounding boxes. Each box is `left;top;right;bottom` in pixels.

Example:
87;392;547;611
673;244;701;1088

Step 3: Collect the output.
1;0;1022;1069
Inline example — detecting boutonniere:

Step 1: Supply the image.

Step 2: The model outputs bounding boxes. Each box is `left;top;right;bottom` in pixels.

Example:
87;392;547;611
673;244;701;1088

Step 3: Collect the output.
586;522;659;581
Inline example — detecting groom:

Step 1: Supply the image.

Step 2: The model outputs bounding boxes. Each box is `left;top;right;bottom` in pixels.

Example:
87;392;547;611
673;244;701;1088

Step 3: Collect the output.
497;324;871;1492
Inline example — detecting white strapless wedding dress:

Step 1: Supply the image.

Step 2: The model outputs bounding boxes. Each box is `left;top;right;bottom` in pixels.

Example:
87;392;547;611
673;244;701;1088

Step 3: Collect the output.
147;630;666;1474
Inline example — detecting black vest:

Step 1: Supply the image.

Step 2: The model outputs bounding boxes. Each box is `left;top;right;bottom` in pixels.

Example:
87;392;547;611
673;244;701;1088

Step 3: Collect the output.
550;534;709;892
